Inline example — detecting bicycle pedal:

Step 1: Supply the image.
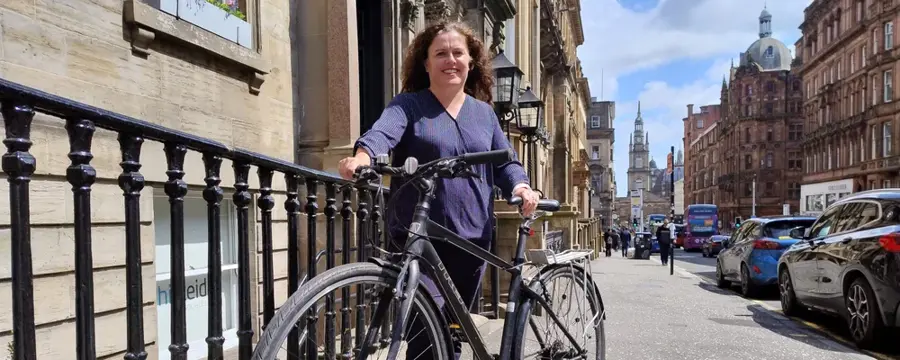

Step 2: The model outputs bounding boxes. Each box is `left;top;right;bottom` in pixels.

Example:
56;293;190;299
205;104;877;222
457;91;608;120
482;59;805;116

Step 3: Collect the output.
448;323;468;343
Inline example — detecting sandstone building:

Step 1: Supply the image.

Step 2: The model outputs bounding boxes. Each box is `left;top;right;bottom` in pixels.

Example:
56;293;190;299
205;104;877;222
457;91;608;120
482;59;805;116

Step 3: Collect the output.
713;9;805;225
683;104;723;207
587;99;616;227
796;0;900;215
0;0;598;359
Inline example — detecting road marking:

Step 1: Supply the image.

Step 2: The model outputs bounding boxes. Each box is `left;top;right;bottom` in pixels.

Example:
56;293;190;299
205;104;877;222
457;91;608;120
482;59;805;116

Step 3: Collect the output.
674;264;895;360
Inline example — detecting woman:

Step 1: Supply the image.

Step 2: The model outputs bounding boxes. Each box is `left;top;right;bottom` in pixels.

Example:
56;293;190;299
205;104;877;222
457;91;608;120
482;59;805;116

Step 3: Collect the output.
337;21;539;358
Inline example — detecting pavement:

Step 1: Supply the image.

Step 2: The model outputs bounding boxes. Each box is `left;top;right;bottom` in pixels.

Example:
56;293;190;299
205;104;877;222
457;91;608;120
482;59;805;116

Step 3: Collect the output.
591;250;880;360
670;248;900;360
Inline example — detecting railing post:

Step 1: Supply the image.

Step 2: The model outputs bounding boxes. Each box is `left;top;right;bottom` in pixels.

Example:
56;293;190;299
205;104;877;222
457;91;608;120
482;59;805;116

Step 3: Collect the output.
305;179;320;360
118;133;147;360
2;101;37;360
284;174;302;360
324;182;338;359
163;142;189;360
339;186;353;359
354;189;370;354
202;153;225;359
257;167;276;326
232;162;253;360
64;118;98;360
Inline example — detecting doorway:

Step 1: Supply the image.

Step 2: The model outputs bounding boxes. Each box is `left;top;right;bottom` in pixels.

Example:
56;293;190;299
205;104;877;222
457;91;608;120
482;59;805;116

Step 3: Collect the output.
356;0;386;133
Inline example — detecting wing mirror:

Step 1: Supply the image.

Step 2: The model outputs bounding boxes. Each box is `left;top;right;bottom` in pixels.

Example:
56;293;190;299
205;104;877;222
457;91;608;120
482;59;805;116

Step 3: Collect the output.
788;226;808;240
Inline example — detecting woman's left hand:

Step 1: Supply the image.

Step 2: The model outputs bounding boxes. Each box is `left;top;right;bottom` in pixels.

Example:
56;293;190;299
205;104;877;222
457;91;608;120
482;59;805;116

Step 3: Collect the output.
513;187;540;217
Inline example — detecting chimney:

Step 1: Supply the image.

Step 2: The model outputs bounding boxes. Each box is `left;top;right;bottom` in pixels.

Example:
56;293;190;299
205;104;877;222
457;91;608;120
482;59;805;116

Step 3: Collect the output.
591;96;597;102
687;104;694;115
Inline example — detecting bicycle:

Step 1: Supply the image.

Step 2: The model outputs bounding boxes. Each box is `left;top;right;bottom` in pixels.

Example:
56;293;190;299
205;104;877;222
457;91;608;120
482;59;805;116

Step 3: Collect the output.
251;149;606;360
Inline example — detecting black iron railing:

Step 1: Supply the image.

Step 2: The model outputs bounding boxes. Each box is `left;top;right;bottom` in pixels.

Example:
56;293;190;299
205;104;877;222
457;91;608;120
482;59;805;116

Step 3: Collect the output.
0;78;450;360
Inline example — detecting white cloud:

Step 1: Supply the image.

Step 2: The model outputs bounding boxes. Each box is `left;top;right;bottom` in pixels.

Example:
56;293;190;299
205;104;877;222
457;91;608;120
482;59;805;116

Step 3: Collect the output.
577;0;810;196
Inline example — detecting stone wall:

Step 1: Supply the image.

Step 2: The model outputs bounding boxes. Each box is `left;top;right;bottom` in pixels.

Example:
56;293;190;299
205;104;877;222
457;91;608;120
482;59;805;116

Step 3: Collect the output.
0;0;296;357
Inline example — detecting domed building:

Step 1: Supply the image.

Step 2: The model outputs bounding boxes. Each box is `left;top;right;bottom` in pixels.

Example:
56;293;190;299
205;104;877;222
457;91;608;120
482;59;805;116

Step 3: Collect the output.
708;8;806;228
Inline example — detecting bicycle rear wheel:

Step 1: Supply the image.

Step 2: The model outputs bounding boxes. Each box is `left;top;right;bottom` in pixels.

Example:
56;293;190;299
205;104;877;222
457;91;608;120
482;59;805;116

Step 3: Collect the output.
251;262;452;360
513;263;606;359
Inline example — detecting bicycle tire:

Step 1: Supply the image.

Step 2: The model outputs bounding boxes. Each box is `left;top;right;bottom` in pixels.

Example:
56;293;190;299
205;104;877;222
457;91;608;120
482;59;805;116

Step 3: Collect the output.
512;263;606;360
251;262;452;360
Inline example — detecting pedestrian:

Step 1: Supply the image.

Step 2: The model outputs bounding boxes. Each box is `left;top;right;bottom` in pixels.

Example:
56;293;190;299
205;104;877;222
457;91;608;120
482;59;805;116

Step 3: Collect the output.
656;218;673;266
619;227;630;257
338;21;539;359
603;229;612;257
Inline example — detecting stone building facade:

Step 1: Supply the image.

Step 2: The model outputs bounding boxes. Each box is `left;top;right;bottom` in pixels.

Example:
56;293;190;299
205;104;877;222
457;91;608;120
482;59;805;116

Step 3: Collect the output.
715;9;805;225
587;99;616;227
797;0;900;214
0;0;597;359
627;103;651;195
0;0;297;358
683;104;723;207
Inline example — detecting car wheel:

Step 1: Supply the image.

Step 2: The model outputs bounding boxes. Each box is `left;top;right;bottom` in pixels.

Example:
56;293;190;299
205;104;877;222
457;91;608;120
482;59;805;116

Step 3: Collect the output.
779;267;803;317
715;260;730;288
740;263;756;298
845;278;884;349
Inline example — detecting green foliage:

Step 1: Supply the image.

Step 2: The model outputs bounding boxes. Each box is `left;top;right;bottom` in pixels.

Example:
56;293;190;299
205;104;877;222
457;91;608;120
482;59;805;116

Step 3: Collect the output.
205;0;247;21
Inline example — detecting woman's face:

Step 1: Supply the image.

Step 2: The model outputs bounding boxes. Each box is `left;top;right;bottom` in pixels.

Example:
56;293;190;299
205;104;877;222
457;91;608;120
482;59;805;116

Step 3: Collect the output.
425;30;471;89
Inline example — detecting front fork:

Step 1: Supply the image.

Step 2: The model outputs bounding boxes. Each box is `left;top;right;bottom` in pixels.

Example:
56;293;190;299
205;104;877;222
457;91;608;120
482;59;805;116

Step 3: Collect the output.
385;254;421;359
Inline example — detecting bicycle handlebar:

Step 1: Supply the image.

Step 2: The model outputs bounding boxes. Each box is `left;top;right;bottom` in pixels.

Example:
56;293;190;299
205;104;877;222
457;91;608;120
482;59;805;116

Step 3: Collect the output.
352;149;514;185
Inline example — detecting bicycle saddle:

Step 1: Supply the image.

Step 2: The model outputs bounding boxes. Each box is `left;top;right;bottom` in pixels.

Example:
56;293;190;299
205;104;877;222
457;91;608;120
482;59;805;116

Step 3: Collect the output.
507;196;561;212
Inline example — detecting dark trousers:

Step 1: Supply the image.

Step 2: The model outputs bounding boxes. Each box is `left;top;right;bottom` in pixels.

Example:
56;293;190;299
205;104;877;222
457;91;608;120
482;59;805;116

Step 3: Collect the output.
621;241;628;257
402;237;487;359
659;242;671;264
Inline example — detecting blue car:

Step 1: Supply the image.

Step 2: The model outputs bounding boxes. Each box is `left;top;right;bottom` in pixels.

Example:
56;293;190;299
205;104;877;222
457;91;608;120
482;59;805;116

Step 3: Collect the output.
715;216;816;298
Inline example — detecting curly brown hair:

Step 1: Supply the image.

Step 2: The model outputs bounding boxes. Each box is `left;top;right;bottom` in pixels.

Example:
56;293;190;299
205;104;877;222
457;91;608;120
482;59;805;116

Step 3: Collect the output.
400;21;494;105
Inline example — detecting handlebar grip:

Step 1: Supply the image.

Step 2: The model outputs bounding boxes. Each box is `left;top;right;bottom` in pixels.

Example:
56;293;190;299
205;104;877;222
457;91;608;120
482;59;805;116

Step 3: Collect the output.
459;149;513;166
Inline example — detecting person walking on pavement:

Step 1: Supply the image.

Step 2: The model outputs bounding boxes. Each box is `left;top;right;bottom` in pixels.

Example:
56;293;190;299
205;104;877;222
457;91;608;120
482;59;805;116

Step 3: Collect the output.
603;229;612;257
656;219;673;266
619;227;630;257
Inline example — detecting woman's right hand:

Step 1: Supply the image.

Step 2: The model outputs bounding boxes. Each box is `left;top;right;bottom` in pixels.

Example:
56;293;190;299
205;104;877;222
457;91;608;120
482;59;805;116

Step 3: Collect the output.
338;153;370;180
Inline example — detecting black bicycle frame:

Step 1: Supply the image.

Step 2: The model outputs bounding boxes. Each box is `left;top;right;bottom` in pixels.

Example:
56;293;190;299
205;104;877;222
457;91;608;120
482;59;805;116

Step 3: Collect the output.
374;175;586;360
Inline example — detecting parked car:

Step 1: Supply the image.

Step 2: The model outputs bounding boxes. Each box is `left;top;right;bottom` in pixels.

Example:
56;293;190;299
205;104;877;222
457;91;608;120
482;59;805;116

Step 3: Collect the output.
777;190;900;349
715;216;817;298
702;235;730;257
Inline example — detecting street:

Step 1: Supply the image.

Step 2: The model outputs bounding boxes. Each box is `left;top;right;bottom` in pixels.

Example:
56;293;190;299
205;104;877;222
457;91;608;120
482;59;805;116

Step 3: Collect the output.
590;251;891;360
667;249;900;360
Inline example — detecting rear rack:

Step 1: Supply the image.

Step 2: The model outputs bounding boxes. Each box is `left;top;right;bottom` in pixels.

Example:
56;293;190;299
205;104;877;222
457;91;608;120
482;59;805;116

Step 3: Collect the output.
527;248;594;265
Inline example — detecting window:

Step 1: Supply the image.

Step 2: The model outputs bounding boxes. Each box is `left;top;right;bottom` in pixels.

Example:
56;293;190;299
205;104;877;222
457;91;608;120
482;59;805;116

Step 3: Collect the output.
873;75;879;105
155;194;240;360
744;182;753;197
697;117;703;128
873;28;879;53
850;139;856;165
636;178;644;190
872;124;878;159
151;0;252;49
590;115;601;128
851;52;856;73
884;121;893;157
767;127;774;141
886;22;894;50
808;204;842;238
744;128;751;143
504;18;516;57
764;46;775;58
635;156;643;168
863;46;867;67
744;154;752;170
857;1;863;22
885;180;892;188
591;145;600;160
885;70;893;103
838;61;843;79
765;153;774;168
765;102;774;114
788;124;803;141
788;151;802;170
788;182;801;199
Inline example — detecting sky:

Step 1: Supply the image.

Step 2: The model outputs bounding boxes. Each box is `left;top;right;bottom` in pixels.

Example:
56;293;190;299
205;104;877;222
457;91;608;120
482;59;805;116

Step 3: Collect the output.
577;0;811;197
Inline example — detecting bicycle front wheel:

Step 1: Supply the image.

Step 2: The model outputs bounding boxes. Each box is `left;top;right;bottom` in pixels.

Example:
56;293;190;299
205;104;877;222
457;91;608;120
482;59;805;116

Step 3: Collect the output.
513;263;606;359
252;262;452;360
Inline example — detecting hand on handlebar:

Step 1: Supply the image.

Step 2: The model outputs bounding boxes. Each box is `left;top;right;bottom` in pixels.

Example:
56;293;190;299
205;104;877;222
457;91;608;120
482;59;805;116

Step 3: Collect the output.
513;186;539;217
338;156;369;180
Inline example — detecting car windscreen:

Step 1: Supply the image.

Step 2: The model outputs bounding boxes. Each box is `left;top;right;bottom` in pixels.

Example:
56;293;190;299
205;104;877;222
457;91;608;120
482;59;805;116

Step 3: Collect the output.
764;220;815;239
